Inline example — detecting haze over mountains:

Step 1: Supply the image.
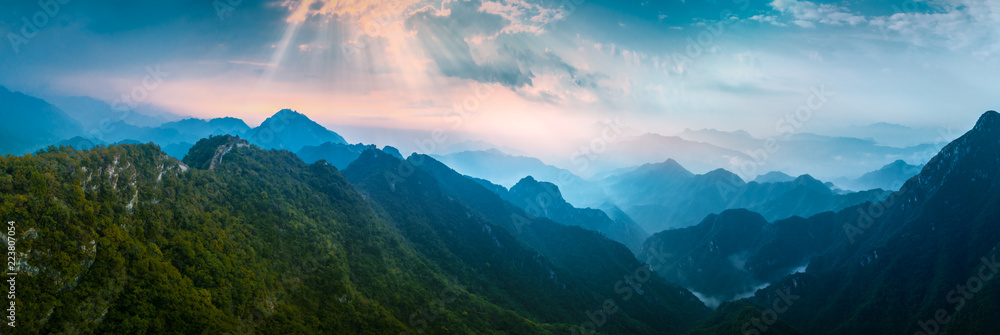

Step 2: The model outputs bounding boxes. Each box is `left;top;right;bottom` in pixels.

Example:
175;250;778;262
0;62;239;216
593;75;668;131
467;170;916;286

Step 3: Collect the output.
0;86;936;235
5;82;1000;334
5;83;1000;334
1;86;938;190
687;111;1000;335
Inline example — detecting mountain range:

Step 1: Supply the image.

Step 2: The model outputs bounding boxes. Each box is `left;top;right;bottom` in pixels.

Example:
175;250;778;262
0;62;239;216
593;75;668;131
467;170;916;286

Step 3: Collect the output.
42;95;178;130
431;149;610;207
602;159;892;232
664;111;1000;334
484;175;649;253
10;134;713;334
833;159;924;191
640;209;844;305
0;86;84;155
4;92;1000;334
1;85;945;197
744;110;1000;335
671;127;942;180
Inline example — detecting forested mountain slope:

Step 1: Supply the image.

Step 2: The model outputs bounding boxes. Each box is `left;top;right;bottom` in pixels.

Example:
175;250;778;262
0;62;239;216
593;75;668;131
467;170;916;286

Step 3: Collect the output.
344;150;710;334
5;136;565;334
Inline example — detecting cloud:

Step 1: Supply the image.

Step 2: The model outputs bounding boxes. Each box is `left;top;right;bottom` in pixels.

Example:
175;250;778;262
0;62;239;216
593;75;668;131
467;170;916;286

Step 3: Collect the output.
748;15;786;26
404;0;603;91
479;0;564;34
405;0;532;87
792;19;815;28
769;0;866;27
870;0;1000;56
500;43;610;103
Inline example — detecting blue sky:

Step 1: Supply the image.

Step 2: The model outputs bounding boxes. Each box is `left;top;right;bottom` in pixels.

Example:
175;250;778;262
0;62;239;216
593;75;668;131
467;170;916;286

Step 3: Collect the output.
0;0;996;158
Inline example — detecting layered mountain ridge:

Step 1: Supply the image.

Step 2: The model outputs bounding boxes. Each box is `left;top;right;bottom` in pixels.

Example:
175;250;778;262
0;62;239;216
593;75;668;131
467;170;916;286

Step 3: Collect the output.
683;110;1000;335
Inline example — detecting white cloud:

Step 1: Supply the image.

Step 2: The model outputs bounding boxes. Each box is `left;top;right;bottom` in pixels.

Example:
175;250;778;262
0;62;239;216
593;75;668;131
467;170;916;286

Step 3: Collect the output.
870;0;1000;56
769;0;866;27
480;0;565;35
792;19;815;28
748;15;787;26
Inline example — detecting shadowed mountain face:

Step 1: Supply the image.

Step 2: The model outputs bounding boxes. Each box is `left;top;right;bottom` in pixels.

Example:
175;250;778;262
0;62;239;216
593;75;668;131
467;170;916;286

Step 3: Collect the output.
8;135;707;334
295;142;373;169
693;111;1000;335
9;137;559;334
486;176;650;253
6;78;1000;335
641;209;848;305
296;143;404;170
604;161;891;232
344;150;711;334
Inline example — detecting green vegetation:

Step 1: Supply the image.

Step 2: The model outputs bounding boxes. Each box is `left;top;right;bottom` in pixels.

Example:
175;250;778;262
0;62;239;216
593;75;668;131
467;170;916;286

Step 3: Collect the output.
687;300;801;335
390;153;712;334
2;136;570;334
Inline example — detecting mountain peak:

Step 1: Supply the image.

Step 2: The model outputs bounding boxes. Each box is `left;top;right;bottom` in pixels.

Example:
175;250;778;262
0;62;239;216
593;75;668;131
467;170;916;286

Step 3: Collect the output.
511;176;565;202
910;110;1000;194
624;158;694;181
657;158;690;173
973;110;999;133
793;174;819;183
183;134;250;169
470;148;510;156
701;168;744;184
250;109;347;150
754;171;795;184
274;108;303;117
382;146;404;159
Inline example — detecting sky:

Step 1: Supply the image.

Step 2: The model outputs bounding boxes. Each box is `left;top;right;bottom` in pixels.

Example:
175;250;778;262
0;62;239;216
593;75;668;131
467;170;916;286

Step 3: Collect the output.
0;0;997;161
